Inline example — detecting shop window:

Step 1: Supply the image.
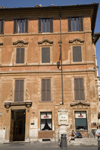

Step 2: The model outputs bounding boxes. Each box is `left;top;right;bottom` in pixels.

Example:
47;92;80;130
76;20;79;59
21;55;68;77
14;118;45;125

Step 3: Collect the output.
74;78;85;100
38;18;53;33
41;79;51;101
73;46;82;62
75;111;87;130
40;112;52;130
68;17;83;32
42;47;50;63
14;80;24;102
13;19;28;33
0;20;4;34
16;48;25;64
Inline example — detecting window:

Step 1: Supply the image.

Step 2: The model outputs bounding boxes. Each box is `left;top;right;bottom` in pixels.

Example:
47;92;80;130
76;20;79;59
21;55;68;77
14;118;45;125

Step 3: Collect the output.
42;47;50;63
38;18;53;33
0;20;4;34
75;111;87;130
14;19;28;33
68;17;83;32
41;79;51;101
40;112;52;130
14;80;24;102
74;78;84;100
73;46;82;62
16;48;25;63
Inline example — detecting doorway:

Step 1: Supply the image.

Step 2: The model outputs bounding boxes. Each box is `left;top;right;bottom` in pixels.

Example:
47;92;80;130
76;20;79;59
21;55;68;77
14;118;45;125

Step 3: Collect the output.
10;110;26;141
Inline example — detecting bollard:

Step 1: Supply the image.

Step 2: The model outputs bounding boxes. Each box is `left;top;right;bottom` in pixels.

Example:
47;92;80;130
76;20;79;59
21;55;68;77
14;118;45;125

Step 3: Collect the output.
98;140;100;150
60;134;67;149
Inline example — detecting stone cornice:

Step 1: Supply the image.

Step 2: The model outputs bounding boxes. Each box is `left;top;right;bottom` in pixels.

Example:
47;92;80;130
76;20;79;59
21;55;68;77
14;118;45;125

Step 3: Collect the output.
38;39;53;44
69;38;84;43
70;101;90;107
13;40;28;45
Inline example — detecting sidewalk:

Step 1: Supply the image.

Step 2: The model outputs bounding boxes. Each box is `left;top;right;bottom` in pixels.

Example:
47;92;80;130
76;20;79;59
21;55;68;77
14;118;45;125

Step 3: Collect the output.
0;141;98;150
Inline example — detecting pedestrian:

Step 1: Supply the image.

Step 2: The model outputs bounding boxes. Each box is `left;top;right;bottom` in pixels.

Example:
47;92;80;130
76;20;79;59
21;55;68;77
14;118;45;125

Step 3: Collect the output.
95;125;100;140
68;130;76;142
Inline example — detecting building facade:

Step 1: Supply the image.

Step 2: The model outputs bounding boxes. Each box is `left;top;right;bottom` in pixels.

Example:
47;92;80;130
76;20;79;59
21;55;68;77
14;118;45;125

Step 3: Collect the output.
0;3;100;143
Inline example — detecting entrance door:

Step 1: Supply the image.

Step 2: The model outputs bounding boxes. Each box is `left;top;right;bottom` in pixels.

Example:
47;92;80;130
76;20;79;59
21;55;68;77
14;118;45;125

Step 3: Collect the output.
10;110;26;141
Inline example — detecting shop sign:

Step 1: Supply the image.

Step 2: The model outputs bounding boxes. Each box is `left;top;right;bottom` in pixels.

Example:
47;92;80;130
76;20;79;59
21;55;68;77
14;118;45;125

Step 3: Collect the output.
41;112;52;119
75;112;86;118
58;108;68;125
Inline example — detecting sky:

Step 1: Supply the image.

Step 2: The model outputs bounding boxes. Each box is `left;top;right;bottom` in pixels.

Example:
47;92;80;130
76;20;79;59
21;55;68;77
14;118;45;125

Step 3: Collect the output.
0;0;100;75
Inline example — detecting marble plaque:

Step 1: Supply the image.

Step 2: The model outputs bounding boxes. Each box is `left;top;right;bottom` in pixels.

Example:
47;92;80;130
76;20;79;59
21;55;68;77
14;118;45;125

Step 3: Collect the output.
58;108;68;125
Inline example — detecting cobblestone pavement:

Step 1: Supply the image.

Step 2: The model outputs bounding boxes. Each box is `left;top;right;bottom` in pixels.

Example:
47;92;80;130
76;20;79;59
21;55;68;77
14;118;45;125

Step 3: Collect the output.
0;142;98;150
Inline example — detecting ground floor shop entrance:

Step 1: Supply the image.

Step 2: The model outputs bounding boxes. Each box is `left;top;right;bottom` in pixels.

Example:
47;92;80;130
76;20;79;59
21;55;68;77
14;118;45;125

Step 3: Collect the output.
10;109;26;141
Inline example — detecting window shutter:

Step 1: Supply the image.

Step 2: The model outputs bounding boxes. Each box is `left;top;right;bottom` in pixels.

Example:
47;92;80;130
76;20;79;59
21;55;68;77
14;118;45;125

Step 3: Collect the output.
79;78;84;100
38;18;42;33
74;78;80;100
25;19;28;33
19;80;24;102
13;19;17;33
14;80;24;102
16;48;20;63
42;47;50;63
68;18;71;32
49;18;53;32
42;79;46;101
15;80;19;102
20;48;25;63
47;79;51;101
1;20;4;34
79;17;83;31
73;46;82;62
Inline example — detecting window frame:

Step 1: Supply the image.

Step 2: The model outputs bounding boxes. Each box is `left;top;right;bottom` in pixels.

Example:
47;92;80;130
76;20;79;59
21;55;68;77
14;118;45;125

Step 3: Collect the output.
13;18;28;34
40;112;52;131
14;79;24;102
75;111;88;130
41;78;51;102
38;18;53;33
68;16;83;32
73;46;82;62
74;78;85;101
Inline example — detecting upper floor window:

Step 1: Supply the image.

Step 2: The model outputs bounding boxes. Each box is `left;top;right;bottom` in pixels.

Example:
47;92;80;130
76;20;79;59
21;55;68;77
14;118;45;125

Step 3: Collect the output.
14;80;24;102
38;18;53;33
13;19;28;33
73;46;82;62
41;79;51;102
42;47;50;63
68;17;83;32
16;48;25;64
0;20;4;34
74;78;85;100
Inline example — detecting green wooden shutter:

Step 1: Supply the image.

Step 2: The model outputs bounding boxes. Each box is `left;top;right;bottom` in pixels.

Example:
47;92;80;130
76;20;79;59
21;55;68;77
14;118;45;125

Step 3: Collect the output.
79;17;83;31
49;18;53;32
0;20;4;34
16;48;20;63
79;78;84;100
21;48;25;63
42;79;46;101
15;80;19;102
19;80;24;102
13;19;17;33
47;79;51;101
73;46;82;62
38;18;42;33
15;80;24;102
42;47;50;63
25;19;28;33
68;18;71;32
74;78;80;100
